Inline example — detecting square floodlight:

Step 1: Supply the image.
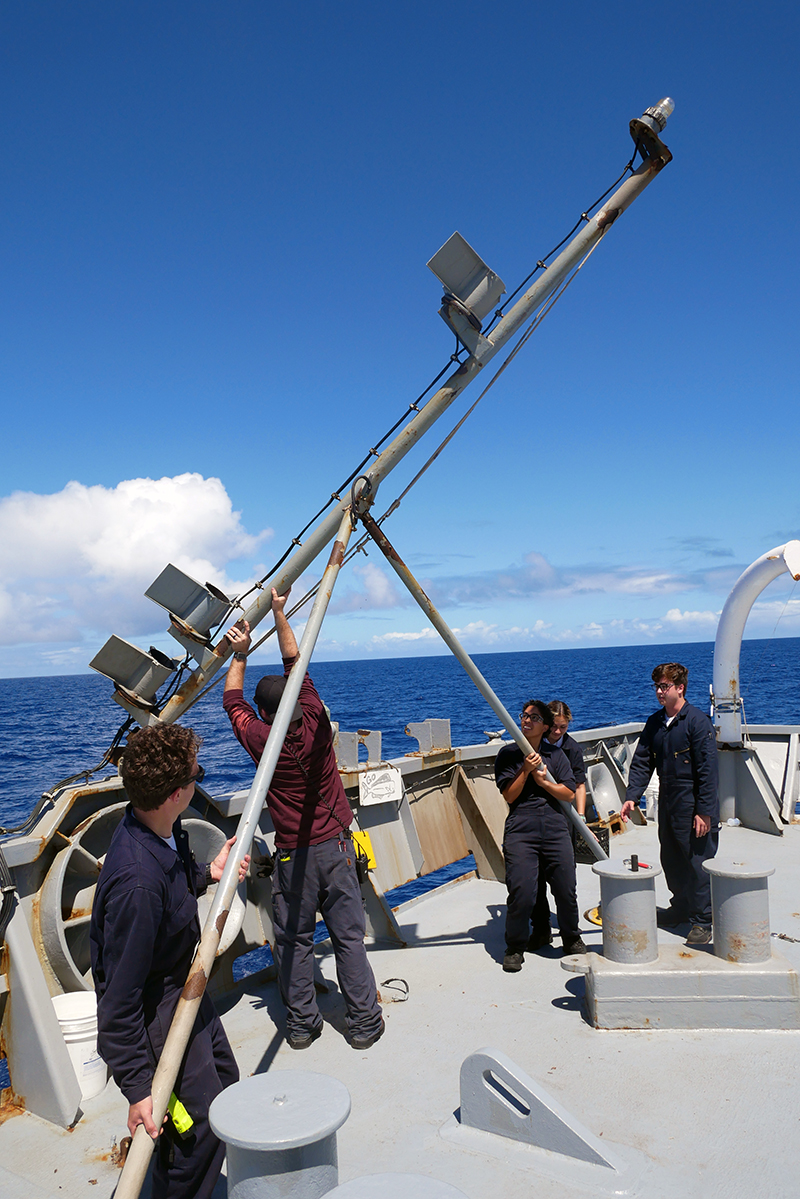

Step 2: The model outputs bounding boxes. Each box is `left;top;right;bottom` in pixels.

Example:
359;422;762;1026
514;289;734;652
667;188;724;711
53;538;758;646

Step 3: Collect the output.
427;232;505;323
89;635;177;705
145;564;231;637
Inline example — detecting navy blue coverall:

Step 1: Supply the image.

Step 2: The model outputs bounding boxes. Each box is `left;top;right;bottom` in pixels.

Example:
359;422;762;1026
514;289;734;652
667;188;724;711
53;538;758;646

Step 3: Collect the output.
90;806;238;1199
495;741;580;952
531;732;587;936
625;702;719;927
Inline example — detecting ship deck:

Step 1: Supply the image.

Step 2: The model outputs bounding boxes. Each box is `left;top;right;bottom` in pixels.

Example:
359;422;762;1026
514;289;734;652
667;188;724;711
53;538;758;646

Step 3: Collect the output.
3;818;800;1198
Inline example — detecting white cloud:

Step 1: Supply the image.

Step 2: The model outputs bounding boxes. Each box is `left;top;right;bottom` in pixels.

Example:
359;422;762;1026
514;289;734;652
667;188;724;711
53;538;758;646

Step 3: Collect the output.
372;626;440;645
0;474;272;647
663;607;719;627
329;562;408;614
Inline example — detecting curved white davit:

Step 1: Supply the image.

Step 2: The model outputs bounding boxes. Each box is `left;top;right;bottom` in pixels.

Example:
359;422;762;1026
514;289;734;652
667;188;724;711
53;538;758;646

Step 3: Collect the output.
712;540;800;745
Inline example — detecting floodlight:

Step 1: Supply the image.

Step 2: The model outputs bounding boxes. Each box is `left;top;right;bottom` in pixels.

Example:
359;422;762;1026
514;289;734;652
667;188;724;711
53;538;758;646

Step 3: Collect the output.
145;564;232;642
427;232;506;327
89;636;178;709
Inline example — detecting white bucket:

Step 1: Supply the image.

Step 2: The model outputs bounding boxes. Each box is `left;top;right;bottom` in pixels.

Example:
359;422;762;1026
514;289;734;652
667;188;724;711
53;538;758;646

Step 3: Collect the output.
51;991;108;1102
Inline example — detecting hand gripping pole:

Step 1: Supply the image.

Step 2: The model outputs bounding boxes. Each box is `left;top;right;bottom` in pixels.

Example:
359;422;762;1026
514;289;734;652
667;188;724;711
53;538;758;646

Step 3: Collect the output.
115;508;355;1199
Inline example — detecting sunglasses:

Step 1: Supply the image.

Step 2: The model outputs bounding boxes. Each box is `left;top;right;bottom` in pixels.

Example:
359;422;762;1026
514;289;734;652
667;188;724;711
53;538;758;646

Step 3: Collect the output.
181;764;205;788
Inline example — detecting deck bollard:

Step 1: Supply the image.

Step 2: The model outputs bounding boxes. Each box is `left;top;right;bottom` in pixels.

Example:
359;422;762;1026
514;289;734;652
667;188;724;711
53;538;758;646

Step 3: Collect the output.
208;1071;351;1199
703;858;775;963
325;1174;468;1198
591;858;662;964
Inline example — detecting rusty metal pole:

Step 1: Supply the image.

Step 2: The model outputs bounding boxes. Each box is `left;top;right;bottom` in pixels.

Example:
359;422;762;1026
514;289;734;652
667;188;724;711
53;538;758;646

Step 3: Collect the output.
358;510;607;862
158;114;673;727
115;509;355;1199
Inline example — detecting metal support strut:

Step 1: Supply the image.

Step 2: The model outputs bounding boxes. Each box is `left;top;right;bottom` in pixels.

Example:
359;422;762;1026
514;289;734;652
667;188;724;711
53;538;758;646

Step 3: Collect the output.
356;507;607;862
115;508;356;1199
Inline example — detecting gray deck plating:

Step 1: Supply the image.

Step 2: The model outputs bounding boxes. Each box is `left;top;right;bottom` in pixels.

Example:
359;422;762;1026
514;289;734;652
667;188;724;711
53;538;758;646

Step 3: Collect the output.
2;820;800;1198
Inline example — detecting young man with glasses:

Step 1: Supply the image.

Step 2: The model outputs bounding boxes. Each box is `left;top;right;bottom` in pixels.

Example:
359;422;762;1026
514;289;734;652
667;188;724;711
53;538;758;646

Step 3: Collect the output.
90;724;249;1199
223;588;384;1052
621;662;719;945
494;700;587;971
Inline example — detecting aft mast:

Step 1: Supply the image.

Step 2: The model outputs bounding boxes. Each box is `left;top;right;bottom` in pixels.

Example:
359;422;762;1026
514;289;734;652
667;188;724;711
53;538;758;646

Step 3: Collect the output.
90;98;676;732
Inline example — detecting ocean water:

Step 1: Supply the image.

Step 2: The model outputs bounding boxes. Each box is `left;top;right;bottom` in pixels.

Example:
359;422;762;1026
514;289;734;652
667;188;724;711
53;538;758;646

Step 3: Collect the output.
1;637;798;829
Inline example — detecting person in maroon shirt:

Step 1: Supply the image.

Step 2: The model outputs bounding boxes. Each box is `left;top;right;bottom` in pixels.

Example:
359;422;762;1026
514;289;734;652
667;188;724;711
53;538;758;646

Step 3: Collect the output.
223;588;383;1051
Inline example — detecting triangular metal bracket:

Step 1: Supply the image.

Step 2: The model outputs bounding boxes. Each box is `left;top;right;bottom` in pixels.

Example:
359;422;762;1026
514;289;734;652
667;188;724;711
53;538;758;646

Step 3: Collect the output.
457;1047;623;1168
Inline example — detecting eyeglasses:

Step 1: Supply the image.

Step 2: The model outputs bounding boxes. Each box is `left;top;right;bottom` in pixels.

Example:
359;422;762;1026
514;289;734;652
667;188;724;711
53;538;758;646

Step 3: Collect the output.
520;711;544;724
653;683;675;693
181;764;205;787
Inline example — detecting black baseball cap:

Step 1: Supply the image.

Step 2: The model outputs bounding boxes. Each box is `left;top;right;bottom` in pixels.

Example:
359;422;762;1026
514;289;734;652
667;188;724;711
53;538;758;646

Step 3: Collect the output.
253;675;303;723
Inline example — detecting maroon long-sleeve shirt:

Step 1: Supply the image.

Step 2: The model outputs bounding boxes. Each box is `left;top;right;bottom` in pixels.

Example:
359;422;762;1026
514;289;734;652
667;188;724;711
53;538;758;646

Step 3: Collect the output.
223;659;353;849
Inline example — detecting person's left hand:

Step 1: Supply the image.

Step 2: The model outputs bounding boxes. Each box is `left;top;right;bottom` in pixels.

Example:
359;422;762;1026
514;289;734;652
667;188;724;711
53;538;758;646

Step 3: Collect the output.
225;619;251;654
693;813;711;837
210;836;251;883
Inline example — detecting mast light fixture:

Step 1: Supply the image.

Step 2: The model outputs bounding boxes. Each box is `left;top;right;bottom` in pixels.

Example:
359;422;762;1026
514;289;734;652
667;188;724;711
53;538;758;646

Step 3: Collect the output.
630;97;675;164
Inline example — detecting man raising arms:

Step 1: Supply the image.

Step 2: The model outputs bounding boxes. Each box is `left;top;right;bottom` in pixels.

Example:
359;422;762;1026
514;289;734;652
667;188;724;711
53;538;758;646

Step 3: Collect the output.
223;588;384;1051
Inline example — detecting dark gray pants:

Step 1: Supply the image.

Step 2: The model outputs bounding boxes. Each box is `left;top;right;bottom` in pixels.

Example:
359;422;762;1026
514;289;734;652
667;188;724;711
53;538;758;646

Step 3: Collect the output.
148;994;239;1199
504;804;580;952
272;835;382;1040
658;801;719;927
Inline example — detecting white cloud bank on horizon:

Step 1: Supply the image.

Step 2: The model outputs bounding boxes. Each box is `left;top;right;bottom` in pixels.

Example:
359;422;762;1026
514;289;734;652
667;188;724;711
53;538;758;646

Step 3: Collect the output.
359;599;800;656
0;474;272;647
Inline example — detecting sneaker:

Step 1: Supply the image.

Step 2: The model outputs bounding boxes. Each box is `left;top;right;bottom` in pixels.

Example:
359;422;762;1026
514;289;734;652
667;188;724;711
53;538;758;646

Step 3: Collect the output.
526;928;553;953
686;924;712;945
350;1018;385;1050
287;1025;322;1050
561;936;588;956
502;951;524;972
656;907;689;929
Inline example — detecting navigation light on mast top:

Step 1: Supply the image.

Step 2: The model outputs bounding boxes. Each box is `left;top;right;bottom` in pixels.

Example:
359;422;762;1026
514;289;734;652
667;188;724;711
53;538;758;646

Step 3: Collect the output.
630;97;675;164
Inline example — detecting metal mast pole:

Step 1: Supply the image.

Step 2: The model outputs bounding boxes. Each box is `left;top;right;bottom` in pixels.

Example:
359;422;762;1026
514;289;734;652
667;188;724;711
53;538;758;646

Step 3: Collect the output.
158;109;673;725
115;509;355;1199
357;508;607;862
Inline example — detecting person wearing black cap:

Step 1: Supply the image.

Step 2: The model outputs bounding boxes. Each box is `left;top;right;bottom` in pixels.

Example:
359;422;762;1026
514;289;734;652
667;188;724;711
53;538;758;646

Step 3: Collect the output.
222;588;384;1051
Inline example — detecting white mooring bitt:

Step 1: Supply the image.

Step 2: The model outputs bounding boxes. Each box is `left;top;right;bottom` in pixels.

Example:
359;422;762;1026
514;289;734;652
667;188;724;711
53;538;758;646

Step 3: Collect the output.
208;1071;351;1199
579;852;800;1029
592;858;662;964
704;857;775;963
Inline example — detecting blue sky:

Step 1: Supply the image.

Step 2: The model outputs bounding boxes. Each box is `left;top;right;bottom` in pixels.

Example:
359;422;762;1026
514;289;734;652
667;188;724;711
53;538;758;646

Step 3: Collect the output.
2;2;799;677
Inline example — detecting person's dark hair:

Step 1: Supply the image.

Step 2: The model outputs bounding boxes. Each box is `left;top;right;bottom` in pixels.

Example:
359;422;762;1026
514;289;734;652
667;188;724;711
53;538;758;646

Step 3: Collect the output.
522;699;553;732
651;662;688;693
548;700;572;722
120;725;202;811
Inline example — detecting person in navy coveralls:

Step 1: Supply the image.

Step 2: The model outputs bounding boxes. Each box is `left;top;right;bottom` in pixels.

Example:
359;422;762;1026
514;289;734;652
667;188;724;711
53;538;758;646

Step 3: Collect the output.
621;662;719;945
495;699;587;972
529;700;589;950
90;724;249;1199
